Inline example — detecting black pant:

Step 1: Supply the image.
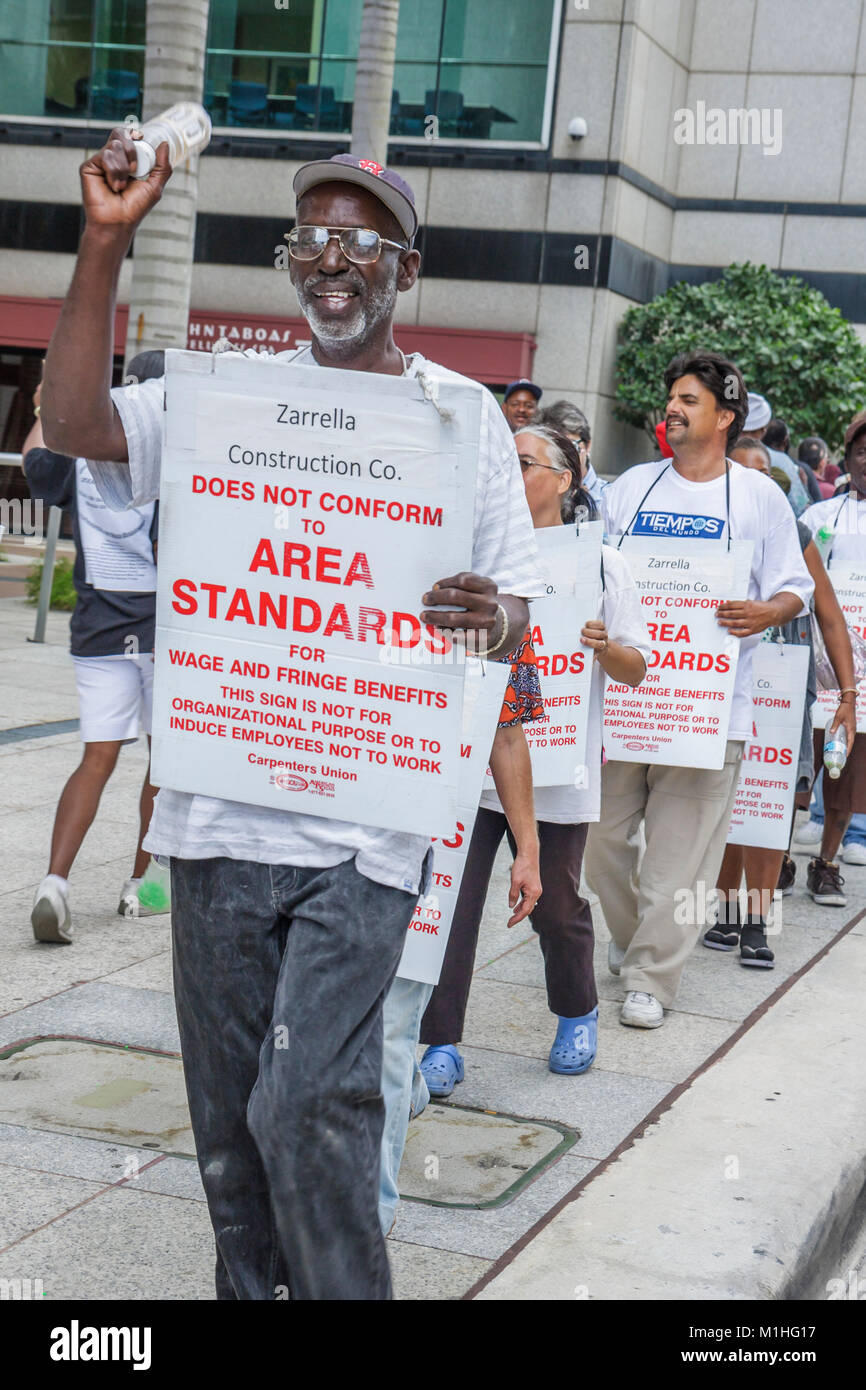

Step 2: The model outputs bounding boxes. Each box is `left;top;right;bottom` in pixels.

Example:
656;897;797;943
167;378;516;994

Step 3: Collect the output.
420;809;597;1044
170;855;416;1301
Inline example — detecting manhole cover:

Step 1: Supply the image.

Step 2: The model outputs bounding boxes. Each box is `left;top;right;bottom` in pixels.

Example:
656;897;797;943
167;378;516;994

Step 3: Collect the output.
0;1039;193;1153
399;1104;574;1208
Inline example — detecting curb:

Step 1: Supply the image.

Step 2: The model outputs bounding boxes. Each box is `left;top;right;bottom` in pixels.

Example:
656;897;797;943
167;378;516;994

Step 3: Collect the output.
467;911;866;1301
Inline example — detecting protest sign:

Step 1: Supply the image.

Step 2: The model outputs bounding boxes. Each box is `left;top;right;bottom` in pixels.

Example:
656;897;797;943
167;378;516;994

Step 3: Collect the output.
520;524;601;786
397;660;510;985
727;642;809;849
603;537;753;769
151;350;481;837
811;562;866;733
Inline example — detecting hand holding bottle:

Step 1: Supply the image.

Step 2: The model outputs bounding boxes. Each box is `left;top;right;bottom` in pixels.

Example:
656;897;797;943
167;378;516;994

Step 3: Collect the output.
79;127;173;237
824;716;848;779
77;102;211;237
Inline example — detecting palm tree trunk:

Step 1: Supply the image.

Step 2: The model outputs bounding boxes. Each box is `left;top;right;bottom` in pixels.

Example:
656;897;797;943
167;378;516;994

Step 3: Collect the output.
124;0;210;370
350;0;400;165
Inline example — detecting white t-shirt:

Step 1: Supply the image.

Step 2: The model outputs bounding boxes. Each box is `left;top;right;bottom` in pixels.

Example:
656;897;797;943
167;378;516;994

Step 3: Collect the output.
600;459;814;742
480;544;650;824
801;492;866;568
88;349;545;894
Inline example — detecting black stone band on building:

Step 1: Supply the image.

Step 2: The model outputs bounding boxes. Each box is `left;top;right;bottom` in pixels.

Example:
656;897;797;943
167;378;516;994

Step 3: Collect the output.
2;197;865;320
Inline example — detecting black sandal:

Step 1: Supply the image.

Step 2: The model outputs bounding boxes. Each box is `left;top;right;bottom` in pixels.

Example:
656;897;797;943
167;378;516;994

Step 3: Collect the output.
739;915;775;969
703;899;741;952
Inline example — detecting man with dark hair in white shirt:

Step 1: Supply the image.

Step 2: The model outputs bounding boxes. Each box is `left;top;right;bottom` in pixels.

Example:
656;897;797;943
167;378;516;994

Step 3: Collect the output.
587;352;813;1029
40;137;543;1301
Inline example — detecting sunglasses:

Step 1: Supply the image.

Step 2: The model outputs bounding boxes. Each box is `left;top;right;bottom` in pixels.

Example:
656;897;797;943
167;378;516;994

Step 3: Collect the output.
285;225;408;264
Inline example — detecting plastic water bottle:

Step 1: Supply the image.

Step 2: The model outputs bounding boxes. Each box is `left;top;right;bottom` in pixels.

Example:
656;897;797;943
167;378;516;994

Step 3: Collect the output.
137;857;171;913
824;720;848;780
815;522;835;563
131;102;212;179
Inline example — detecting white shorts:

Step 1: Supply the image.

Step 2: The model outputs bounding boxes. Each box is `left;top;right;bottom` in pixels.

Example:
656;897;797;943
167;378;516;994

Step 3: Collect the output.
72;653;155;745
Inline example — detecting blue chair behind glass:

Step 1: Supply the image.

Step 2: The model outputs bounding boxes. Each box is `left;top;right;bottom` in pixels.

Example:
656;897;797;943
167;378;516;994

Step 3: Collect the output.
90;70;140;120
228;80;269;126
285;83;340;130
426;88;464;136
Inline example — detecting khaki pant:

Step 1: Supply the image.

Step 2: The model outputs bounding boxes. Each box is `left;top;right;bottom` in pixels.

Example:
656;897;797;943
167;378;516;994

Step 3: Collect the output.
585;740;744;1007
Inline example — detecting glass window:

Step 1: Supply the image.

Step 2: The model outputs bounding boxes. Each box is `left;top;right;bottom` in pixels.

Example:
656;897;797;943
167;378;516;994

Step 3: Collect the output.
0;0;559;144
204;0;324;130
0;0;145;119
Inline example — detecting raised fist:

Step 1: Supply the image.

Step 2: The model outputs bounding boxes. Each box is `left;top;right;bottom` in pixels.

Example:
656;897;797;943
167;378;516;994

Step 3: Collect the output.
79;127;172;235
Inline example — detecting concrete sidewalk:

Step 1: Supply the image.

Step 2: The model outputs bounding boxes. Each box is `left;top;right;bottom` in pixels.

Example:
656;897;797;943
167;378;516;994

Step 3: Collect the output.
1;593;864;1300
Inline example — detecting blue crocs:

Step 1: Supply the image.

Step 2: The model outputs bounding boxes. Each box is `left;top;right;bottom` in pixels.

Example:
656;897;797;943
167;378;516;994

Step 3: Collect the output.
548;1008;598;1075
419;1044;464;1098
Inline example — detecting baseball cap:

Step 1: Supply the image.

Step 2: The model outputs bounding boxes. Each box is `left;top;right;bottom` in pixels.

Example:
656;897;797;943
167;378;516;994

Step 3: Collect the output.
844;409;866;452
293;155;418;244
744;392;772;430
504;379;542;402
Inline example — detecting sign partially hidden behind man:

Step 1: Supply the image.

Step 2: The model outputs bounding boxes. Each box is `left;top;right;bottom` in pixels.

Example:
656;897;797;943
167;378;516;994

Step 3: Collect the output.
603;537;753;770
151;350;480;838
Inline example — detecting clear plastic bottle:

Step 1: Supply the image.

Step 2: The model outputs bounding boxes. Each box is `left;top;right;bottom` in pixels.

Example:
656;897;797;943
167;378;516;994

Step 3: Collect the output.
137;857;172;913
814;522;835;563
823;718;848;780
131;102;212;179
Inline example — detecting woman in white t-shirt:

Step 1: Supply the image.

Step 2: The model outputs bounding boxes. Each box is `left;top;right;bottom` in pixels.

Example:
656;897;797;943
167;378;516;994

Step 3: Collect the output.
419;427;650;1082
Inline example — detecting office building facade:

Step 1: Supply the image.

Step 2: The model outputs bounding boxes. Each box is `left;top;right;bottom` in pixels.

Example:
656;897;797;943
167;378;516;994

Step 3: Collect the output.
2;0;865;493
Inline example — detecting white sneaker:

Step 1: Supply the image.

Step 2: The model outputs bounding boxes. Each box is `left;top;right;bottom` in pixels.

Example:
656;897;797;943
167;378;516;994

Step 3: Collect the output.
793;820;823;851
31;877;73;944
118;877;170;918
608;940;626;976
118;879;141;918
842;842;866;866
620;991;663;1028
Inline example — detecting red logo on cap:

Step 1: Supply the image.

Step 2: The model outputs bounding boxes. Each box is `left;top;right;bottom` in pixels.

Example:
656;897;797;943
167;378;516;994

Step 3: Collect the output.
358;159;384;176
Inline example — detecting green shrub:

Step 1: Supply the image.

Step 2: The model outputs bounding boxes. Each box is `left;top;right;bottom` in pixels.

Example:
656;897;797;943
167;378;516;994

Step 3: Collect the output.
614;262;866;451
26;556;77;611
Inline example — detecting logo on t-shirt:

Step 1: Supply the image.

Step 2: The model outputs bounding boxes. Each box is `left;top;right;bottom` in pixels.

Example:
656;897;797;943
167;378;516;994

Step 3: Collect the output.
633;510;724;539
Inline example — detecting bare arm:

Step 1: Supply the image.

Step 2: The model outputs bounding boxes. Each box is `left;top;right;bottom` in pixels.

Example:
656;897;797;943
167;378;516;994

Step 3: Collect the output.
20;381;44;460
41;129;172;460
421;573;529;653
488;721;541;927
804;539;857;753
581;619;646;686
715;589;804;637
20;417;44;461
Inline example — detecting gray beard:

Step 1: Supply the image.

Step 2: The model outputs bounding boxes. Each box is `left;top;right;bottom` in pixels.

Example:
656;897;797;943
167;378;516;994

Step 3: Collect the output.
295;276;399;357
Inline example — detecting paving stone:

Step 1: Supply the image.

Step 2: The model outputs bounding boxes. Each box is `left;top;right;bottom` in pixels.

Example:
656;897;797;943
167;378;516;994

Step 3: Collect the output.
0;923;171;1016
101;952;174;994
0;1121;160;1185
0;1163;105;1247
387;1238;491;1300
0;982;181;1054
0;1186;215;1300
131;1156;206;1203
461;977;732;1083
451;1046;673;1158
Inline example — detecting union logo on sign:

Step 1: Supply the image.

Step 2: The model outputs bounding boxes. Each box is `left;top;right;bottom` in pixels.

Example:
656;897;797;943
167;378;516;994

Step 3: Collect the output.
273;773;308;791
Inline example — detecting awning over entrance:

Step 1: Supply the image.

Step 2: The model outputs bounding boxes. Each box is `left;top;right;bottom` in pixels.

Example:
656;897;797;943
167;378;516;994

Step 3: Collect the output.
0;297;535;386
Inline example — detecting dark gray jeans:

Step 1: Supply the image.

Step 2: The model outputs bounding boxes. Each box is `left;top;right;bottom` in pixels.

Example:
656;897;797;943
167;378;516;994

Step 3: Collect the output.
170;855;417;1301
